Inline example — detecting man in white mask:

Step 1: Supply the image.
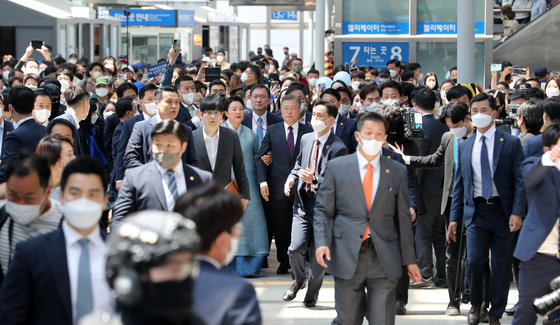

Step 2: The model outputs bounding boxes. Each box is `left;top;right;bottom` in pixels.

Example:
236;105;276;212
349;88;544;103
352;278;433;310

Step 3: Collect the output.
387;59;403;81
0;153;62;276
319;88;357;153
174;75;202;129
175;182;262;325
0;157;114;324
379;80;402;106
282;101;348;308
314;111;421;324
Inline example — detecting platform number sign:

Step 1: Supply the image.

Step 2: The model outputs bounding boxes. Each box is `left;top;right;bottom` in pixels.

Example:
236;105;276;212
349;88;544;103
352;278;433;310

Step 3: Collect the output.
342;42;409;68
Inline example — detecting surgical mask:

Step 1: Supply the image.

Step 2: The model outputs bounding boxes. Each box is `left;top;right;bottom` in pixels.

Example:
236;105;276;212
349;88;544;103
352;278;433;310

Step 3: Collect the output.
379;78;389;84
441;90;448;104
246;99;253;111
450;126;467;139
418;73;424;83
68;59;78;65
34;108;51;124
182;92;195;105
338;104;350;116
59;80;70;92
436;102;443;116
103;111;114;119
224;236;239;265
91;71;102;80
326;34;335;43
268;65;275;74
426;81;436;89
27;85;37;91
311;118;328;133
546;87;560;98
144;101;158;115
217;55;224;62
293;66;302;74
300;101;306;112
133;99;140;108
63;198;104;230
381;98;399;106
211;58;217;66
95;87;108;97
471;113;493;129
351;81;360;92
26;68;39;75
154;152;181;169
359;136;384;156
389;70;398;78
240;72;248;82
2;70;10;80
364;102;380;112
91;113;98;124
6;194;45;225
308;78;317;87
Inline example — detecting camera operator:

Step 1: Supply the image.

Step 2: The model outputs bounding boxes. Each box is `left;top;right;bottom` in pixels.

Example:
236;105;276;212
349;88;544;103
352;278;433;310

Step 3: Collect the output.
512;123;560;325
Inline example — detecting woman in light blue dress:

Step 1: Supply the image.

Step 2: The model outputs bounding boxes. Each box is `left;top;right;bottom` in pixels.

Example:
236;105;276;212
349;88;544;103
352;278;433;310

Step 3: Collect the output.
223;96;269;277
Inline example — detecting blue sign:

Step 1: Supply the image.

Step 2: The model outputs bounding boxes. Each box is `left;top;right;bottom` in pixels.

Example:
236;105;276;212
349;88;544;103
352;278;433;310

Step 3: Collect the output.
417;22;485;34
145;62;168;79
178;10;195;27
271;11;298;21
342;22;409;34
342;42;410;68
109;9;176;27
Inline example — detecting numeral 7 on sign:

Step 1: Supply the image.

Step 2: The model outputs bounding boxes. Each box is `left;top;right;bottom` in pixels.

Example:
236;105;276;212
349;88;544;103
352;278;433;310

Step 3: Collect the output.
349;46;360;64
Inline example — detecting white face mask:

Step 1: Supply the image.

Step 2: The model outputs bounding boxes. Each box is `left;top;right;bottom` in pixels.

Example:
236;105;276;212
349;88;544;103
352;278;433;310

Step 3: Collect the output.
441;90;448;104
365;102;380;112
217;55;224;62
471;113;493;129
326;34;335;43
95;87;108;97
68;59;78;65
133;99;140;108
240;72;248;82
2;70;10;80
359;136;384;156
450;126;467;139
182;92;195;105
34;108;51;124
426;81;436;89
27;85;38;91
224;235;239;265
379;78;389;84
308;78;317;87
144;101;158;115
6;193;46;225
26;68;39;75
300;101;306;112
91;113;99;124
389;70;398;78
103;111;114;119
381;98;399;106
338;104;350;116
418;73;424;83
351;81;360;92
91;71;103;80
311;117;328;133
63;198;103;230
546;87;560;98
59;80;70;92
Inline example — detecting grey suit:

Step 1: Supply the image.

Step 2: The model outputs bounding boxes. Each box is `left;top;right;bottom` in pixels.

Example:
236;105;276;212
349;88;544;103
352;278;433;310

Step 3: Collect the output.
314;153;415;324
192;126;250;199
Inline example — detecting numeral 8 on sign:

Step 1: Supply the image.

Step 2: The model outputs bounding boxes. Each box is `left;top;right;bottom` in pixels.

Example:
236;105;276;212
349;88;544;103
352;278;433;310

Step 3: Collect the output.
390;46;402;61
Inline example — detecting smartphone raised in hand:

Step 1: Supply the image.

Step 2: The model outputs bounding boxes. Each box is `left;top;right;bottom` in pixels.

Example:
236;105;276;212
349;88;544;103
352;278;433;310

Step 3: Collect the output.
173;39;181;53
31;40;43;50
490;63;502;72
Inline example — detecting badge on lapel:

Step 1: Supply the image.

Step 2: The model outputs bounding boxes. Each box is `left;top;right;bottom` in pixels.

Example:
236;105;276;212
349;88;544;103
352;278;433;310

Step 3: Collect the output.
189;176;195;181
325;145;330;149
500;138;504;142
385;169;390;174
387;155;391;159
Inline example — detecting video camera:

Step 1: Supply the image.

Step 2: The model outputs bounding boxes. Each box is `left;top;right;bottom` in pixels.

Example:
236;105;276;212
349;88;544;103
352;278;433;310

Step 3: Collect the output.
533;276;560;316
401;106;424;140
495;103;519;128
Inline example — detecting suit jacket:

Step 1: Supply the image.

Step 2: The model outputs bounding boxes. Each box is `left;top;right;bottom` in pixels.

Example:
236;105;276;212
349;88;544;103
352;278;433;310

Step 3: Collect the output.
112;161;212;229
0;119;46;182
177;103;197;130
450;129;526;226
514;156;560;262
1;120;13;157
102;113;120;163
255;122;312;200
313;154;416;281
55;112;84;156
192;126;250;199
522;134;544;158
241;111;283;131
123;116;198;170
193;260;262;325
334;115;357;153
383;147;417;210
114;113;145;182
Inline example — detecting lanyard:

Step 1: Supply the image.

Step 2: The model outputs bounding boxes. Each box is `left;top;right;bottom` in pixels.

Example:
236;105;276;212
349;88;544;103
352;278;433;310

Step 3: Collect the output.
252;114;268;131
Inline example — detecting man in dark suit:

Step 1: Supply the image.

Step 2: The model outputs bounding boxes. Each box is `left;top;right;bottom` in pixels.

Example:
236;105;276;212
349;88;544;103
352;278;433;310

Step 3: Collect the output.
284;83;313;126
0;157;114;325
174;183;262;325
255;94;312;274
174;75;199;130
512;123;560;325
314;112;421;324
523;97;560;158
319;88;357;153
449;93;526;325
0;115;13;159
192;95;250;201
113;120;211;229
123;86;198;172
242;85;283;141
54;85;91;156
0;86;46;182
282;101;348;307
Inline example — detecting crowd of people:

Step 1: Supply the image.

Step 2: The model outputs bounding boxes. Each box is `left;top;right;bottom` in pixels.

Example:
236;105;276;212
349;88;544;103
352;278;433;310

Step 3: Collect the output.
0;38;557;325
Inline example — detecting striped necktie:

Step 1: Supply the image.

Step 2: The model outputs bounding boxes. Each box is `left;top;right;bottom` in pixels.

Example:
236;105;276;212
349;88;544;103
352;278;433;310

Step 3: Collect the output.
165;169;178;211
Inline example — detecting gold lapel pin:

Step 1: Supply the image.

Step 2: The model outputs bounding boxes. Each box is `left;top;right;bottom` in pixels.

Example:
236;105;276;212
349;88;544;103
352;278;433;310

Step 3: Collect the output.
387;155;391;159
189;176;195;181
325;145;330;149
385;169;390;174
340;122;343;125
500;138;504;142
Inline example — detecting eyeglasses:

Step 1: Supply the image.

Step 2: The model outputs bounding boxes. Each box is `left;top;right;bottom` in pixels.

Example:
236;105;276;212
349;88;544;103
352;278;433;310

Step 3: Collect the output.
203;110;222;116
281;107;299;112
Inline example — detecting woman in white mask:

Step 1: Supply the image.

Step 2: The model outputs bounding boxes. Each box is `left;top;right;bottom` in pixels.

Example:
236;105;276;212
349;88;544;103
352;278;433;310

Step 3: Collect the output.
544;76;560;99
423;72;439;91
32;91;52;126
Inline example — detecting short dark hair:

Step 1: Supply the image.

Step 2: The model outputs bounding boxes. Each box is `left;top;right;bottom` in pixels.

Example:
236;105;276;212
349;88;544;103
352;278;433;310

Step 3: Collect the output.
64;85;89;108
314;100;338;118
543;123;560;147
386;59;401;68
509;90;529;103
350;69;366;80
8;86;35;115
407;62;421;71
320;88;340;102
60;157;108;193
357;111;388;134
115;98;134;118
400;70;415;82
174;182;243;252
199;94;225;113
414;87;436;111
281;94;301;107
439;101;469;124
470;92;497;110
57;69;74;82
447;85;472;102
5;152;50;189
116;82;138;99
139;83;158;100
151;119;188;144
307;68;320;76
379;80;401;97
543;97;560;122
359;84;380;101
517;100;544;134
224;96;245;112
46;118;77;138
208;80;226;92
155;85;178;102
250;84;270;97
285;82;308;96
35;134;74;166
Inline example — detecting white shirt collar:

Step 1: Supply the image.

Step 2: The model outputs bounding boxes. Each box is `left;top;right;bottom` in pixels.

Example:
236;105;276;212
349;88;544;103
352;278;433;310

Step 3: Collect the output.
156;159;184;178
284;121;298;133
14;116;35;129
62;220;104;249
315;129;331;143
476;123;496;142
203;127;220;141
196;255;222;269
155;114;163;124
252;110;267;121
356;149;381;170
142;111;151;121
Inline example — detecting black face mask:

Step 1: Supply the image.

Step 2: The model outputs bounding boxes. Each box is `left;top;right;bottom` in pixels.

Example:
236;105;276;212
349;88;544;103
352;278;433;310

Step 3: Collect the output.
136;278;195;322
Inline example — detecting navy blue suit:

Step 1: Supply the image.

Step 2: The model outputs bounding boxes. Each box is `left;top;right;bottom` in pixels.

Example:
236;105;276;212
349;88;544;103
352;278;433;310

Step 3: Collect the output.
0;120;14;158
114;113;145;182
193;260;262;325
241;111;283;133
334;115;357;153
522;134;544;158
102;113;120;165
55;112;85;156
450;128;526;318
177;102;197;130
0;119;46;183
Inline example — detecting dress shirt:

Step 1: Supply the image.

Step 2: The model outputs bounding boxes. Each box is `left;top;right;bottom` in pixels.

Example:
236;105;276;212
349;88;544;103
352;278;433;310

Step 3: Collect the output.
313;130;332;170
284;121;299;142
0;119;5;156
13;116;34;129
472;124;499;198
142;111;152;121
298;114;307;125
356;150;381;208
203;127;220;171
252;111;268;137
332;115;339;133
156;160;187;199
62;221;114;323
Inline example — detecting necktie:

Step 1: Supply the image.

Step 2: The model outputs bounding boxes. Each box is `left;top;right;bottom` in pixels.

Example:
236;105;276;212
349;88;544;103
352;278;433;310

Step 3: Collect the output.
362;163;373;241
165;169;178;211
480;135;493;200
306;139;319;191
453;137;459;178
76;238;93;322
287;126;295;157
256;117;264;140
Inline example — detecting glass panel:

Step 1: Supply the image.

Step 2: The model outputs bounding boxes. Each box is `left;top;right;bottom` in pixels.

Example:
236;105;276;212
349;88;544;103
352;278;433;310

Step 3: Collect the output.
159;34;174;60
416;42;485;86
230;26;239;63
131;35;157;65
342;0;409;34
417;0;486;34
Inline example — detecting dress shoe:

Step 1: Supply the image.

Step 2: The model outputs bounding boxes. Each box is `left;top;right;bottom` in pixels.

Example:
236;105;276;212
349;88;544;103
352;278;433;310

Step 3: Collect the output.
480;307;489;323
504;302;517;316
395;300;406;315
446;302;460;316
302;299;316;308
276;263;289;275
467;305;481;325
488;315;500;325
409;276;435;289
282;282;304;301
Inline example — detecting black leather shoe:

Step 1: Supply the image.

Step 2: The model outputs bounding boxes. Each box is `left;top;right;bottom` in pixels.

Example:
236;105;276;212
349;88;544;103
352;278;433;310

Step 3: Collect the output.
488;315;500;325
480;307;489;323
395;300;406;315
468;305;481;325
302;299;316;308
277;263;290;275
282;282;304;301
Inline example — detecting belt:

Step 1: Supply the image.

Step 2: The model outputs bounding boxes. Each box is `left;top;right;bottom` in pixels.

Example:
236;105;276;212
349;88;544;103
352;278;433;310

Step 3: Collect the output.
474;196;500;205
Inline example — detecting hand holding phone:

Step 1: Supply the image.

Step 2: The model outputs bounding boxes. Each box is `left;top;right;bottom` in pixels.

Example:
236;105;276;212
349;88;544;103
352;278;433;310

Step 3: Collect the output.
31;40;43;50
491;64;502;72
173;39;181;53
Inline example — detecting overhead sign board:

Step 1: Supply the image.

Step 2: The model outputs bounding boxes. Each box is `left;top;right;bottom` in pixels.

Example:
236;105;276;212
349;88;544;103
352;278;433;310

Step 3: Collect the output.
342;22;409;35
177;10;195;27
342;42;410;68
271;11;298;21
231;0;315;10
109;9;176;27
417;22;485;34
